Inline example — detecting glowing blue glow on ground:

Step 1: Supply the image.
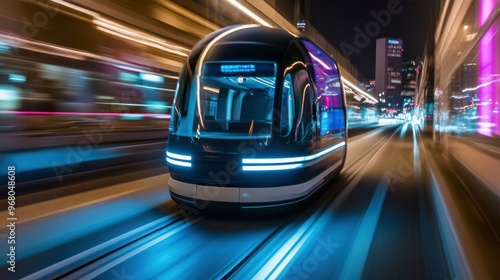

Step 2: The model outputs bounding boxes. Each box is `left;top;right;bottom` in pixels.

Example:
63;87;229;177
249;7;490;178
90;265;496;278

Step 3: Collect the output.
252;212;320;279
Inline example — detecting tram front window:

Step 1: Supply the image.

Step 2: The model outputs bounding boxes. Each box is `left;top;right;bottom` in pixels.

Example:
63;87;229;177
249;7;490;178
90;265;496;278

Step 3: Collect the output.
197;62;276;138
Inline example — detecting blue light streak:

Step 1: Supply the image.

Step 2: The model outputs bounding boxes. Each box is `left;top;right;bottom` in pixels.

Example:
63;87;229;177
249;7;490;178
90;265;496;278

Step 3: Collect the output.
252;211;320;279
338;180;388;280
9;74;26;83
140;73;164;83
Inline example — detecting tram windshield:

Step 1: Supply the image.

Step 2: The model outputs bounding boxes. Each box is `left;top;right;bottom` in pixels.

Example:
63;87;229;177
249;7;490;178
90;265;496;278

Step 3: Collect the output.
196;61;276;138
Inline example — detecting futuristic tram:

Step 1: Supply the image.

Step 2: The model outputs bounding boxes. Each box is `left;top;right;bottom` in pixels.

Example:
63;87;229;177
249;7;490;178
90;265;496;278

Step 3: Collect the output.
166;24;347;211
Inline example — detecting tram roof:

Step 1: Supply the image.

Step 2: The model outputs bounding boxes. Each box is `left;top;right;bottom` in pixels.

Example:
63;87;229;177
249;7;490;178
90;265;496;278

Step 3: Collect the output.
190;24;299;57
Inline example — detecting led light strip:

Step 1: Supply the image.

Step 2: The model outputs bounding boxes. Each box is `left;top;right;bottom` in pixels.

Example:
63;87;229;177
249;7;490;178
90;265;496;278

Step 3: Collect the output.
166;151;191;161
241;142;345;171
242;142;345;165
242;163;304;171
166;158;191;167
166;151;192;168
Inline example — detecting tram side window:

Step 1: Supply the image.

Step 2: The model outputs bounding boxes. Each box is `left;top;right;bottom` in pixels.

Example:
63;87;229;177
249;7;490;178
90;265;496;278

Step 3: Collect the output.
170;66;189;133
281;74;294;137
302;40;345;138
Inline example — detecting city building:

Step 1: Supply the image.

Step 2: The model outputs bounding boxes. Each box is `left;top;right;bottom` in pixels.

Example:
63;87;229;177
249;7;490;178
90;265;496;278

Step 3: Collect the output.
401;59;418;113
375;38;403;115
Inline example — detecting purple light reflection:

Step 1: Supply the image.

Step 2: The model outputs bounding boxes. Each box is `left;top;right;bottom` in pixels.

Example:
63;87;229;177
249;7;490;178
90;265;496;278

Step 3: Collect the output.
0;110;170;118
478;0;499;136
302;40;343;108
480;0;496;24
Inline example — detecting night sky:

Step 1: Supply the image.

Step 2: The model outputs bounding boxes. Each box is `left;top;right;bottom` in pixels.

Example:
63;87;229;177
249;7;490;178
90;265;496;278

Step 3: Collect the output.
303;0;434;80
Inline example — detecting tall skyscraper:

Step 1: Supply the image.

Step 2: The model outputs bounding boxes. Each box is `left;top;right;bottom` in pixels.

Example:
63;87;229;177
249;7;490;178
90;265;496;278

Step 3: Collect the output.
402;60;417;96
375;38;403;114
401;59;418;111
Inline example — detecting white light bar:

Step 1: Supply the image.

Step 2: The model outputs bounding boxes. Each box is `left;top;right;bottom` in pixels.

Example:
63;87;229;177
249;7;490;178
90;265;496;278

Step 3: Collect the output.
242;163;304;171
242;142;345;164
166;151;192;161
166;151;192;167
166;157;192;168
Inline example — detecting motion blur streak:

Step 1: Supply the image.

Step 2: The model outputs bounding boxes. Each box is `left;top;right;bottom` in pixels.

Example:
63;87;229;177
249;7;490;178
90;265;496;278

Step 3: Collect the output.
252;213;319;279
337;182;388;280
399;122;409;138
78;219;198;279
94;19;190;57
52;0;193;56
50;0;99;17
0;111;169;118
341;78;378;103
24;215;180;280
226;0;272;27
